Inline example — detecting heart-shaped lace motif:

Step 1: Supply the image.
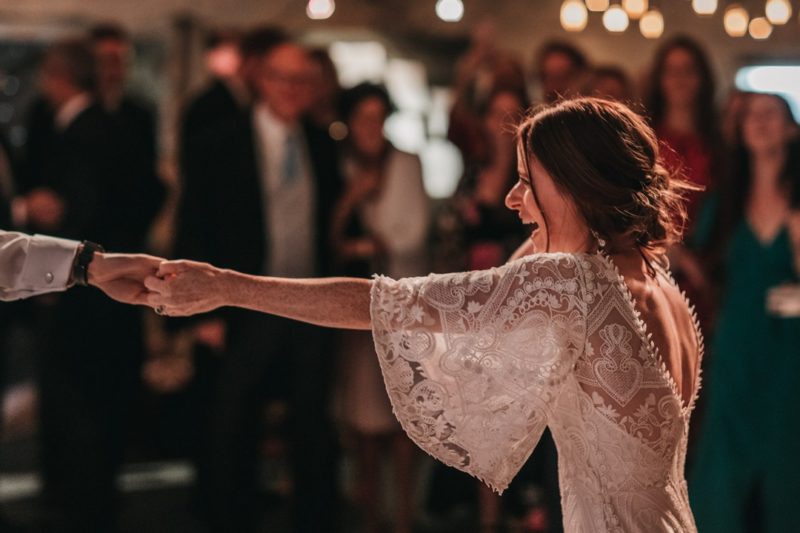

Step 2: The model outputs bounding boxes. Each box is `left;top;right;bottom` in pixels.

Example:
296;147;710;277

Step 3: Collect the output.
593;324;642;406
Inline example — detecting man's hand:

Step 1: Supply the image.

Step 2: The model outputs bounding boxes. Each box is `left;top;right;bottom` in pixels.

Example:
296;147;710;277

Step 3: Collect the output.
88;253;164;305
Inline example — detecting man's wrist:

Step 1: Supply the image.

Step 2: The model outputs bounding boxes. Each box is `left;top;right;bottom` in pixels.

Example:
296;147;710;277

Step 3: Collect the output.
86;251;106;286
72;241;104;287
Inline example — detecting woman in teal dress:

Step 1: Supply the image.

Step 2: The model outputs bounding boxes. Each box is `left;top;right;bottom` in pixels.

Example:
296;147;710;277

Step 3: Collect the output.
689;93;800;532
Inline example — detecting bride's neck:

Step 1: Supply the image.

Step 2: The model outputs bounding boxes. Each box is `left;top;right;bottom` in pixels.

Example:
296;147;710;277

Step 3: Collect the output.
547;223;593;253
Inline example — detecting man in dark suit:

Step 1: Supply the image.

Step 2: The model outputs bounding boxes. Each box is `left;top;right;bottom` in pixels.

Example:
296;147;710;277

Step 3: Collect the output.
179;29;251;164
174;30;342;533
26;38;163;533
89;23;164;243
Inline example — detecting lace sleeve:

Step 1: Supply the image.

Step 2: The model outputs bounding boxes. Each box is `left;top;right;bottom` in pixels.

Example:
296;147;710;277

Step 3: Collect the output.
370;253;589;493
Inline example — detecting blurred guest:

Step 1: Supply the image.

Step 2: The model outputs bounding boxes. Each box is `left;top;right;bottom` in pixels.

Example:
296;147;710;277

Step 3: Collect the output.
441;87;529;272
14;96;61;233
448;20;526;163
307;47;342;135
89;23;164;247
180;28;251;166
175;28;282;398
645;35;720;227
533;40;589;104
586;65;632;103
15;94;57;213
720;88;747;147
689;93;800;533
645;36;721;334
204;30;244;81
173;29;342;533
331;83;429;533
26;38;163;533
90;23;136;110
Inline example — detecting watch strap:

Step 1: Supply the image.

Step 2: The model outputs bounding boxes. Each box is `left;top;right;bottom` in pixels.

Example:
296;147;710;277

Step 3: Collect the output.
73;241;104;286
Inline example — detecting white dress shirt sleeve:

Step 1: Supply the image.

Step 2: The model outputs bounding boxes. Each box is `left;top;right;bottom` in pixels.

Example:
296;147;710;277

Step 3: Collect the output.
0;231;80;301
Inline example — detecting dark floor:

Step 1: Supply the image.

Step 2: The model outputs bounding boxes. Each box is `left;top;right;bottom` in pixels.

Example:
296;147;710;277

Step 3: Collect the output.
0;436;529;533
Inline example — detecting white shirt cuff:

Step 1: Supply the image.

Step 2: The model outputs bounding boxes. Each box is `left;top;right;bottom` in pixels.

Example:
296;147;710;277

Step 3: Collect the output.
18;235;80;291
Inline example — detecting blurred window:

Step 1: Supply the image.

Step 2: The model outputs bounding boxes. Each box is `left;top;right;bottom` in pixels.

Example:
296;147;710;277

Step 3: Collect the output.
736;64;800;121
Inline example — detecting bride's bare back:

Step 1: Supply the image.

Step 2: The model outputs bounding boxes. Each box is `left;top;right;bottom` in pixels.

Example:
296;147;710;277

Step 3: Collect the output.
612;251;702;408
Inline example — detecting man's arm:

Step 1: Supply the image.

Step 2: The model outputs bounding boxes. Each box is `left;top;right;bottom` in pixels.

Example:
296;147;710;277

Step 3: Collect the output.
0;230;78;301
1;230;163;304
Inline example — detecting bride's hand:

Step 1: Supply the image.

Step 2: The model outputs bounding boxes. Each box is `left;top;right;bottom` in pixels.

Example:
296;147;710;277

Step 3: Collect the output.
145;260;229;316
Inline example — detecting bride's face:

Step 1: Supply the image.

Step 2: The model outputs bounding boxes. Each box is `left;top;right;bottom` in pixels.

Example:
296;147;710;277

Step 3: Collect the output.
505;144;577;252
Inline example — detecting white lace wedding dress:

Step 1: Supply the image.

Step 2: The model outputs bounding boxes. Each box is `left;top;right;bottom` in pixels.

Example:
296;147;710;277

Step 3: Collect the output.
370;252;702;532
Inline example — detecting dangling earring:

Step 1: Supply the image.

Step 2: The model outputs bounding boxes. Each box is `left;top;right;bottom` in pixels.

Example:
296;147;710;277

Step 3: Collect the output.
591;230;606;253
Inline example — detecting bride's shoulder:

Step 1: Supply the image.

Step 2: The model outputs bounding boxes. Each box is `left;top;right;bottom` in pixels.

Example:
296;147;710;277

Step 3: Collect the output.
508;252;618;295
507;251;606;273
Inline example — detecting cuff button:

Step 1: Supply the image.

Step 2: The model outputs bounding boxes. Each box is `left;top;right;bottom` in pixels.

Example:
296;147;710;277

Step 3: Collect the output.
45;272;54;284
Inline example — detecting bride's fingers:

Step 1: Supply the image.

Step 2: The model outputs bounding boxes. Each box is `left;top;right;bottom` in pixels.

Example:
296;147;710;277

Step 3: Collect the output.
146;293;167;308
144;275;170;294
157;260;191;278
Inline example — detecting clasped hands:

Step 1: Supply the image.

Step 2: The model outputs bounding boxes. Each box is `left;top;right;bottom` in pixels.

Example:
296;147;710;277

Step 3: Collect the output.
89;253;224;316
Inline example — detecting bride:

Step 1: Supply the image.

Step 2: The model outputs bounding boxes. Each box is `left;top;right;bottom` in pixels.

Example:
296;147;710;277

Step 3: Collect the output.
147;97;702;532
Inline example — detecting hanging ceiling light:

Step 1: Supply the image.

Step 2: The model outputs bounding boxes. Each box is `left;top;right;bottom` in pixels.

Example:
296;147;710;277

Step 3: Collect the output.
586;0;610;11
749;16;773;38
306;0;335;19
435;0;464;22
603;4;630;31
723;4;750;36
639;9;664;38
622;0;648;19
765;0;792;24
692;0;718;15
561;0;589;31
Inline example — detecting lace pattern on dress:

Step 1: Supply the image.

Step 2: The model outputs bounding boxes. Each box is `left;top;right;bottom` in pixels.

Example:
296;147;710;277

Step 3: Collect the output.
370;251;702;531
371;253;589;492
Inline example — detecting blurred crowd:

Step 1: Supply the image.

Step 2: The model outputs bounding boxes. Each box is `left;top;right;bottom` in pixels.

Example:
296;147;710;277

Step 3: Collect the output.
0;18;798;533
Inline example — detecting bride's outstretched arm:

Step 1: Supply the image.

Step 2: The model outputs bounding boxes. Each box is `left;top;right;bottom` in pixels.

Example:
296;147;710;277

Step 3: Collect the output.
145;260;373;330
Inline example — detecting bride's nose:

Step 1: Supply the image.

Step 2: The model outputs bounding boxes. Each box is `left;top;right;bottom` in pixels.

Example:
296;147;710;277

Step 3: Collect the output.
505;181;522;211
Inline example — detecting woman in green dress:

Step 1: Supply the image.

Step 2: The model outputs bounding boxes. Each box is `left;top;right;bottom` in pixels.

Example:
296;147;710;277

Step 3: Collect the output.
689;92;800;532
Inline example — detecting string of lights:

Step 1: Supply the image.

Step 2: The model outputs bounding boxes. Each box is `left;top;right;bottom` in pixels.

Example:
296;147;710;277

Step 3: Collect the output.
555;0;796;39
302;1;796;40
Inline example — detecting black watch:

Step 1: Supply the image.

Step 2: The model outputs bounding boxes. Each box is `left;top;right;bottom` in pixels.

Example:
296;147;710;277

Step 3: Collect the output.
72;241;105;287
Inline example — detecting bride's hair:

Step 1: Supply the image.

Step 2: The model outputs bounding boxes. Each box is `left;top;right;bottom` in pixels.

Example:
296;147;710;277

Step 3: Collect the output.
517;97;695;253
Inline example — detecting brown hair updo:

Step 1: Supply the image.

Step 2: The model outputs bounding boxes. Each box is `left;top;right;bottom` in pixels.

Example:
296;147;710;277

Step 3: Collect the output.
517;97;695;254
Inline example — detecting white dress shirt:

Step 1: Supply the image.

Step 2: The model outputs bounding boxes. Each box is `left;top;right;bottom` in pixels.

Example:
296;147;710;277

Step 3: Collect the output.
0;231;79;301
252;104;316;277
55;93;92;131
